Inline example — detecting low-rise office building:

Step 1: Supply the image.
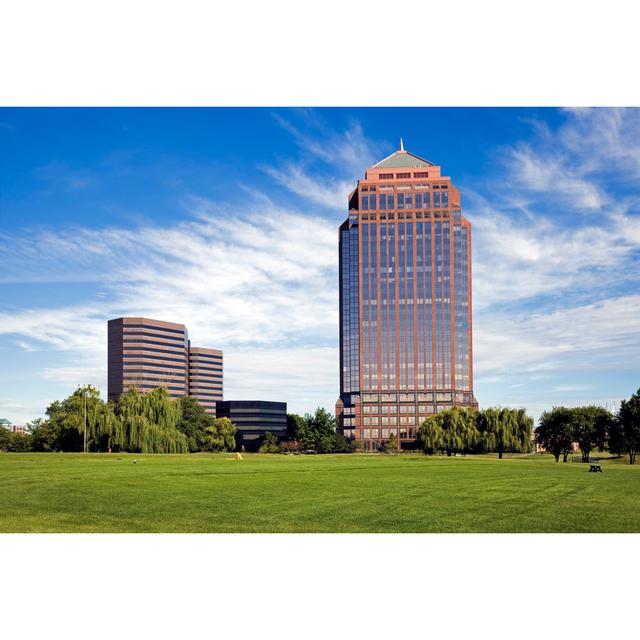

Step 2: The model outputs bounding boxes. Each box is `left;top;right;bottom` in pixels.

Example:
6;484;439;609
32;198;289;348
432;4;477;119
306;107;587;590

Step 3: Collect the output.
216;400;287;450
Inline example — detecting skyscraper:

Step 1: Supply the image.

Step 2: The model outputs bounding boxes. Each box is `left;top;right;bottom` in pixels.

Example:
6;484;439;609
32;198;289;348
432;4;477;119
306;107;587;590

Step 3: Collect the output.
108;317;223;413
188;347;224;413
336;143;477;450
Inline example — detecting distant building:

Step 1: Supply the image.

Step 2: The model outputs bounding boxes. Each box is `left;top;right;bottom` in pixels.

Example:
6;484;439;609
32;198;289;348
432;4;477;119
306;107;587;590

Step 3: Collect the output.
0;419;27;434
188;347;223;415
108;317;223;414
216;400;287;450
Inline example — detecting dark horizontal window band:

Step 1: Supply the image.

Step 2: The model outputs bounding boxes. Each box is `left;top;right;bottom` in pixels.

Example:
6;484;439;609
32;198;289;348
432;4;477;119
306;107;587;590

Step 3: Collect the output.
189;393;223;398
123;330;185;342
188;366;223;373
122;367;186;373
123;377;186;384
120;323;185;336
189;354;223;362
127;384;187;392
122;354;186;364
221;414;285;420
123;337;186;349
188;373;223;380
122;369;186;376
122;346;186;356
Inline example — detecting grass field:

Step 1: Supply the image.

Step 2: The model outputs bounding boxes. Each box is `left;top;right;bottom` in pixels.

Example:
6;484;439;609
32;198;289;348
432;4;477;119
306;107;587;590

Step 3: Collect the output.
1;452;639;532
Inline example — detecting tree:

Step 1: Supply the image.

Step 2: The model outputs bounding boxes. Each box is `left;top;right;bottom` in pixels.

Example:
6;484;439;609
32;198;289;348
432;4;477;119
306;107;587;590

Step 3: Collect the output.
614;389;640;464
443;406;479;455
110;386;188;453
536;407;575;462
299;407;337;453
571;405;613;463
0;428;11;451
208;417;236;452
259;431;281;453
417;413;445;454
477;407;514;459
417;407;478;456
332;432;356;453
176;396;206;451
28;417;58;452
515;408;534;453
286;413;305;440
0;429;33;452
382;432;399;453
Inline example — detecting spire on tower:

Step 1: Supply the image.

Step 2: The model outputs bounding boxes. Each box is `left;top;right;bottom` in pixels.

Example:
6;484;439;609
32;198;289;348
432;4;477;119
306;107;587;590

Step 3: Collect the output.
400;138;404;152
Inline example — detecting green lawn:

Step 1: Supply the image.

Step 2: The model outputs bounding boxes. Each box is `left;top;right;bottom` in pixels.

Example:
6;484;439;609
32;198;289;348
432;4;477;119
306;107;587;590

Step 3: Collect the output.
1;452;638;532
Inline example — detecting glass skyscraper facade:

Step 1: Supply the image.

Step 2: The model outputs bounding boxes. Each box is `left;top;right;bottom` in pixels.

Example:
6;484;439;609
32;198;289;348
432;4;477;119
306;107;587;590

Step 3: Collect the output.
336;144;477;450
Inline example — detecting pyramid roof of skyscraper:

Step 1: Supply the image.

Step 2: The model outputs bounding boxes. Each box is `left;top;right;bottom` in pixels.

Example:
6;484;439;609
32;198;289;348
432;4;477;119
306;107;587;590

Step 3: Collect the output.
372;141;435;169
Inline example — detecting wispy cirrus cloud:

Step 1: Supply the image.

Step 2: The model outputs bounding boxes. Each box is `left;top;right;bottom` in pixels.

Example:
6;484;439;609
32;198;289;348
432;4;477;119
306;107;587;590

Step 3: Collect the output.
33;160;97;191
263;163;354;210
468;108;640;413
0;198;340;418
506;144;606;209
475;294;640;379
468;193;640;309
264;115;388;210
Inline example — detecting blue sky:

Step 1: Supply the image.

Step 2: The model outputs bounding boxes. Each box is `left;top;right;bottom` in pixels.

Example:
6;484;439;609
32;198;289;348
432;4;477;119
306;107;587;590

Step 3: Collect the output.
1;107;639;424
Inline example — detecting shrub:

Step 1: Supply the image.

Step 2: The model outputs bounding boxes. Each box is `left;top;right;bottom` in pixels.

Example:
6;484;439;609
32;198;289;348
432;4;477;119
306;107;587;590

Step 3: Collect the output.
259;432;281;454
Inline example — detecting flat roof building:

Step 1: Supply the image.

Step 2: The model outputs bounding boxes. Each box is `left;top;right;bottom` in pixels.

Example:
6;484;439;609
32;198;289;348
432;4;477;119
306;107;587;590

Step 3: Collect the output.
0;418;26;434
108;317;223;414
188;347;223;413
336;143;478;450
216;400;287;450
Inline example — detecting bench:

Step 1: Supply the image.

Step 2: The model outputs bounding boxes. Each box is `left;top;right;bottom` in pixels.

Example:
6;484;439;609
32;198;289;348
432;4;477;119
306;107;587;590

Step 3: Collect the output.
589;463;602;472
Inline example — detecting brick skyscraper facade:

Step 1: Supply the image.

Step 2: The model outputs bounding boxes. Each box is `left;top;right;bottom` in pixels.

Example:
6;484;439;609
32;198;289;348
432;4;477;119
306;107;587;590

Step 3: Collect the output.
336;143;477;450
108;317;223;414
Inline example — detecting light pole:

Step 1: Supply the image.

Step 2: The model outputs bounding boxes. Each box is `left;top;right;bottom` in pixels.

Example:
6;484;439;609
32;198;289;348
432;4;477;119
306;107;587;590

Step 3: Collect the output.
83;387;88;453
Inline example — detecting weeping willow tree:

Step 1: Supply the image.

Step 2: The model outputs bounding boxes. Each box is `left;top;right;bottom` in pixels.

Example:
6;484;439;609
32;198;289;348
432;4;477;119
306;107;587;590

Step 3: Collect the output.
111;386;188;453
442;406;479;455
418;406;533;457
419;407;478;455
417;413;445;454
478;407;531;458
78;386;187;453
515;408;534;453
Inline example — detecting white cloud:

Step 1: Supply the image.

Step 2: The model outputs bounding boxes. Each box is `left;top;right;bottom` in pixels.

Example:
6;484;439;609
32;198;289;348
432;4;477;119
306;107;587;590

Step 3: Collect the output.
552;384;595;393
264;116;387;210
475;294;640;378
468;199;640;308
263;163;353;210
507;144;605;209
0;201;341;416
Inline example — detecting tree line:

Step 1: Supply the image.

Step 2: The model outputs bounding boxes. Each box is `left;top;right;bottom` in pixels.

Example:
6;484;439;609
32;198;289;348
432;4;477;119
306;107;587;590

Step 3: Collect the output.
536;388;640;464
0;385;236;454
4;387;638;462
259;408;357;454
416;406;534;457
